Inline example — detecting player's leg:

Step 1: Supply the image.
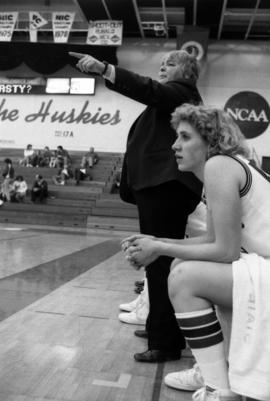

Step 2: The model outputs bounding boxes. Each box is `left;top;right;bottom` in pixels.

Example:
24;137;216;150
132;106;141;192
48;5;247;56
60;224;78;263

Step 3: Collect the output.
168;260;240;400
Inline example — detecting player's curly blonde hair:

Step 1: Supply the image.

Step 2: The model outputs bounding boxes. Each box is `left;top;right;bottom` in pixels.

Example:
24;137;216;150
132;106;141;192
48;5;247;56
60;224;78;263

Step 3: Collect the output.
171;104;250;159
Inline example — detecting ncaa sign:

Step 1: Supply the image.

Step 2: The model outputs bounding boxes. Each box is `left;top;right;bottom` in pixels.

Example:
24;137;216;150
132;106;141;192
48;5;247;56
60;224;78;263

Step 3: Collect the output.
224;91;270;139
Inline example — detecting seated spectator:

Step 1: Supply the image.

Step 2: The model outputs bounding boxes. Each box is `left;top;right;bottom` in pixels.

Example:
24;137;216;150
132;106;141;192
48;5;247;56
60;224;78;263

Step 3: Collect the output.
73;152;94;185
85;147;99;167
110;168;122;194
37;146;52;167
52;164;73;186
49;150;58;168
10;175;28;202
19;144;38;167
31;174;48;203
1;158;15;202
55;146;72;169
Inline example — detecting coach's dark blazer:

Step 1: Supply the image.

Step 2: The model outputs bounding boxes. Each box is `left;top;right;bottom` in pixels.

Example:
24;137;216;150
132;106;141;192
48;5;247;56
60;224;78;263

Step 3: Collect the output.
106;67;203;201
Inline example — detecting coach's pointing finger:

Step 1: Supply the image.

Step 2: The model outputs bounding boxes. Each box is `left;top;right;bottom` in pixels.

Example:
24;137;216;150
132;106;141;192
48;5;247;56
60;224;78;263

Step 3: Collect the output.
69;52;105;75
68;52;87;59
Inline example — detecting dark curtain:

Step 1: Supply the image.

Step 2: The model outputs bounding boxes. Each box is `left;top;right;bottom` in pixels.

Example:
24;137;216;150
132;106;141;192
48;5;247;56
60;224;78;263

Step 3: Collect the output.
0;43;24;70
0;42;118;74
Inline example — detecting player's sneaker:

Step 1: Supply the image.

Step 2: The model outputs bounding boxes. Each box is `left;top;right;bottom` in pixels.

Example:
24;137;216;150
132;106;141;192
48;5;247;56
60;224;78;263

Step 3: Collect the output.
192;387;241;401
119;291;148;325
164;364;204;391
119;296;140;312
118;310;146;325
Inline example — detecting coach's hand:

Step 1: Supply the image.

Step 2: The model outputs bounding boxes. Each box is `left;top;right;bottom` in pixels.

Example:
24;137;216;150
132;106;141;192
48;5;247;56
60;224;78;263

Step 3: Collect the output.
69;52;105;75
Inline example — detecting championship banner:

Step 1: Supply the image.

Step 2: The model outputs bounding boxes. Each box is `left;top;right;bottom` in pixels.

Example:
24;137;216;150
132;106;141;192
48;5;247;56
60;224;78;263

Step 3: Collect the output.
0;12;18;42
86;20;123;45
52;12;75;43
29;12;48;42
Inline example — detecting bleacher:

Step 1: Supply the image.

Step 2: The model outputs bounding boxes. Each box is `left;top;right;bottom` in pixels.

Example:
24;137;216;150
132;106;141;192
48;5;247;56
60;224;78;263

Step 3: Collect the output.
0;148;139;230
88;193;139;231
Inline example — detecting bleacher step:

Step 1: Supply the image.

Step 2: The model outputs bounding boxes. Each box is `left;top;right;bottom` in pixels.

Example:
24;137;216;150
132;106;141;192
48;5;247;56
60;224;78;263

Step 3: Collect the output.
0;210;87;227
0;202;91;215
91;207;138;218
95;199;138;210
47;198;96;207
87;216;139;232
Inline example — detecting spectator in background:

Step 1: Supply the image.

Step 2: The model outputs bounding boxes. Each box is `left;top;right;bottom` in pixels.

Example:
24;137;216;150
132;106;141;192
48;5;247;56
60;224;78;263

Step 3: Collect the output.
1;158;15;202
31;174;48;203
37;146;52;167
55;146;72;169
110;168;122;194
85;147;99;167
52;164;73;186
73;149;96;185
49;150;58;168
19;144;38;167
10;175;28;202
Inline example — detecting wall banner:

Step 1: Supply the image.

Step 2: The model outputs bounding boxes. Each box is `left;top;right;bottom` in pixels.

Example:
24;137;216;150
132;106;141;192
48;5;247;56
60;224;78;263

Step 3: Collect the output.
52;12;75;43
200;86;270;160
86;20;123;45
224;91;270;139
29;11;48;42
0;12;18;42
29;11;48;30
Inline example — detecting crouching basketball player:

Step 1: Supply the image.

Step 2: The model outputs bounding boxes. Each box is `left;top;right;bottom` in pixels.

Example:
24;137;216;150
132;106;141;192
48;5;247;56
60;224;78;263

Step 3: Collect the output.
124;104;270;401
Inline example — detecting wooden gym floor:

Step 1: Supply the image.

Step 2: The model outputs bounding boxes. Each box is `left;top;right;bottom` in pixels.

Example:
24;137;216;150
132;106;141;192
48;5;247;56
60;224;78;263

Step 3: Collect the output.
0;222;194;401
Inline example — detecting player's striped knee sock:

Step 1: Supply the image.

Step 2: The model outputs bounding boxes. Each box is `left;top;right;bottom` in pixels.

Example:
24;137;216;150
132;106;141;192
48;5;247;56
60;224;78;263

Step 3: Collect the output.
176;307;231;392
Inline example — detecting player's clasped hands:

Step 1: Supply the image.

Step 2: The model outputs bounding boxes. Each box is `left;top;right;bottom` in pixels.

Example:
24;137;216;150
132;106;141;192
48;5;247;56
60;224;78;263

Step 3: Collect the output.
121;234;159;269
69;52;104;74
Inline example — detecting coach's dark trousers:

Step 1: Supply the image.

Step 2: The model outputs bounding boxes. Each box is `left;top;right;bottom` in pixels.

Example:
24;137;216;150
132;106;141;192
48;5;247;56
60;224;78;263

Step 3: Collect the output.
133;180;201;352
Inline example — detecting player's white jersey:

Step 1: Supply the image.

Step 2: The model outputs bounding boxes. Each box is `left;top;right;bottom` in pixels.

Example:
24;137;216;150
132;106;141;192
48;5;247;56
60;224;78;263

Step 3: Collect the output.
233;155;270;257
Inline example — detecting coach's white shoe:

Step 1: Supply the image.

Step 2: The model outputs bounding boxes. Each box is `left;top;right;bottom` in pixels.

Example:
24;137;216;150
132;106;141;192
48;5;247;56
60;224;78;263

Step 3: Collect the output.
164;364;204;391
119;296;140;312
192;387;241;401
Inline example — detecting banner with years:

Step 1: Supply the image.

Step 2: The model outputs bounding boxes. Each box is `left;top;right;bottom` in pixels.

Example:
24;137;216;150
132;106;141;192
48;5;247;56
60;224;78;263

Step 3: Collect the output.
52;12;75;43
0;12;18;42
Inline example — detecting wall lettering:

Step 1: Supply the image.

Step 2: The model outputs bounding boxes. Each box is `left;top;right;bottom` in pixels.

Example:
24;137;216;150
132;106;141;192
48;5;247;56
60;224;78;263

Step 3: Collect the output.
24;99;121;125
0;99;19;121
55;130;74;137
0;98;121;126
224;91;270;138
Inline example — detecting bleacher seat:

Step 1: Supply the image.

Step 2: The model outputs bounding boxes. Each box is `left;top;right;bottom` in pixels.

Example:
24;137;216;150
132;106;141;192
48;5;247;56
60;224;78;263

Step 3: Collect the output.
0;148;138;229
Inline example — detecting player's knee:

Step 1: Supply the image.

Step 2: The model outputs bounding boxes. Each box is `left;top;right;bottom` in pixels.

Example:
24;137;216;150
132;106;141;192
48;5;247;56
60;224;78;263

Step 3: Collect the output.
168;262;190;302
170;257;183;271
168;261;199;305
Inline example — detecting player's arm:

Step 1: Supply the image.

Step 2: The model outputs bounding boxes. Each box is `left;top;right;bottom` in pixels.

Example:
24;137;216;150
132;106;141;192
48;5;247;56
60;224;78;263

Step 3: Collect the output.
129;157;243;265
156;157;242;261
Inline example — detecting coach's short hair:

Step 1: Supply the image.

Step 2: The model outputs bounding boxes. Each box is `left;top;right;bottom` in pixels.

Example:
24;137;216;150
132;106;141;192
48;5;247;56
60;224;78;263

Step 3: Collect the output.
171;104;250;159
166;50;199;84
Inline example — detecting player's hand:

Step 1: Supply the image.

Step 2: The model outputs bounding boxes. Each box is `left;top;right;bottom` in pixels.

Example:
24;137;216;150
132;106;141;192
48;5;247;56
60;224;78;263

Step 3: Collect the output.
121;234;156;247
69;52;104;75
127;238;159;267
